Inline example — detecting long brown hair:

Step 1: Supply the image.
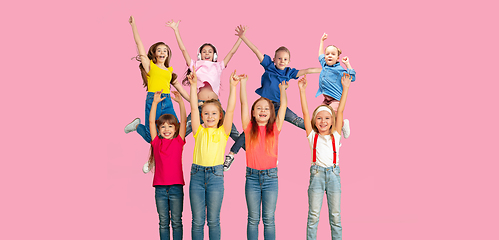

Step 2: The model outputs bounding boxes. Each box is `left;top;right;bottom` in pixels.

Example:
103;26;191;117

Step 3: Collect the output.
247;97;276;156
147;113;180;172
136;42;178;90
311;105;336;135
201;99;224;128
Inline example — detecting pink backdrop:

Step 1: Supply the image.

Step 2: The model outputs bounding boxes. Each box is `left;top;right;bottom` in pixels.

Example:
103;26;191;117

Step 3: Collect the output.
2;0;498;239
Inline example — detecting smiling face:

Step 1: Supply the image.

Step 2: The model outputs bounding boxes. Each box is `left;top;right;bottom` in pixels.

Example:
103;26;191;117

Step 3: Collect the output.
314;110;334;135
158;122;177;139
324;46;340;66
154;44;169;64
252;99;272;125
273;50;290;70
201;103;222;128
200;45;215;61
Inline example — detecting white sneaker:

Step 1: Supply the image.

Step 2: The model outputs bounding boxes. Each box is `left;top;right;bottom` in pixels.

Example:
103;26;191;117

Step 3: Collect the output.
142;162;151;174
124;118;140;133
342;119;350;139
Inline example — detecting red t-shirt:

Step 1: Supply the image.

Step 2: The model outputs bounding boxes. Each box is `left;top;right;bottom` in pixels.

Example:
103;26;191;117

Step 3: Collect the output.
151;135;185;186
244;122;280;170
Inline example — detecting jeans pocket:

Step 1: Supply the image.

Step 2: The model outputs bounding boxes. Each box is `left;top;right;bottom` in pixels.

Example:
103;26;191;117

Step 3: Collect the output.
213;168;224;177
245;169;251;178
268;170;278;178
190;167;198;176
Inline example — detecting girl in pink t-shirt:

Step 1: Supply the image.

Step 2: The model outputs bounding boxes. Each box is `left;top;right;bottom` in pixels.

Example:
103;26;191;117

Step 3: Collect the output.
147;90;187;240
298;74;352;240
239;73;288;240
166;20;246;170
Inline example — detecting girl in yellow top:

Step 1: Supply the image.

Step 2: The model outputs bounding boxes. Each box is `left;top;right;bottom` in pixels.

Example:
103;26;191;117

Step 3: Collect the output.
187;70;241;240
124;16;190;146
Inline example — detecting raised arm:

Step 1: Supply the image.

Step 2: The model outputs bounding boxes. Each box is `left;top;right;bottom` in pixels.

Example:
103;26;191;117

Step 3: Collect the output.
235;25;264;63
171;80;191;102
276;81;288;131
171;91;187;140
297;67;322;77
223;37;243;67
298;76;313;136
166;20;192;66
129;16;150;71
224;70;240;135
188;72;200;134
319;33;327;56
149;90;166;141
240;73;250;130
334;73;352;134
341;56;353;70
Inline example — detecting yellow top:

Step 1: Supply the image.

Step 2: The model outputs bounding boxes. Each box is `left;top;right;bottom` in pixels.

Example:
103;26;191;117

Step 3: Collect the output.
147;60;173;93
193;126;229;166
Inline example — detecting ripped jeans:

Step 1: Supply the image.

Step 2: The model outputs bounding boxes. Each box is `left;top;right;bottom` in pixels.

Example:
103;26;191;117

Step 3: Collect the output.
233;101;305;153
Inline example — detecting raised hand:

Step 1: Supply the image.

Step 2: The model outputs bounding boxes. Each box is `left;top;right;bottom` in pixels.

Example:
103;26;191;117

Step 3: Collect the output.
171;91;181;103
238;73;248;84
341;73;352;88
166;20;181;30
229;70;241;87
187;71;197;86
298;75;308;90
321;33;328;41
235;25;247;38
342;56;350;64
279;80;289;91
153;90;166;103
129;16;135;25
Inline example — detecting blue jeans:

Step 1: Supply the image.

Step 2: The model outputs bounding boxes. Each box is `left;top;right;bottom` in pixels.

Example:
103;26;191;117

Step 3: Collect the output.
189;164;224;240
137;92;178;143
155;185;184;240
307;165;341;240
234;101;304;154
245;167;279;240
185;100;245;153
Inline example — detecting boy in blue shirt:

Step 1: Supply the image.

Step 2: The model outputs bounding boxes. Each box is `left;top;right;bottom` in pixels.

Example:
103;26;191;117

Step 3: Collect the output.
223;25;321;171
317;33;356;138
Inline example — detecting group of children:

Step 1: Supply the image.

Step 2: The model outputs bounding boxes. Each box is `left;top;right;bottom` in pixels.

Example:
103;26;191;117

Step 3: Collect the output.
124;16;356;240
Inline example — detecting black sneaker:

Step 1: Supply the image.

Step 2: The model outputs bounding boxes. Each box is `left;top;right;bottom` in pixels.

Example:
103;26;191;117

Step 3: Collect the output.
223;155;235;171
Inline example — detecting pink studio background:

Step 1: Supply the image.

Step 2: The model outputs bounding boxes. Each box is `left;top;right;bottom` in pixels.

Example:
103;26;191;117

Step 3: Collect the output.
1;0;498;239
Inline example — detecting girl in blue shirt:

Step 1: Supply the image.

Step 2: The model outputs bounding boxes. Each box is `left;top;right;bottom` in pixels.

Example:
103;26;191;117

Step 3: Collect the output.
317;33;356;139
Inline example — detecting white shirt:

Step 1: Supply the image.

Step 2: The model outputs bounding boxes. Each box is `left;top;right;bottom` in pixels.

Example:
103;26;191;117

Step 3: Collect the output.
307;130;341;167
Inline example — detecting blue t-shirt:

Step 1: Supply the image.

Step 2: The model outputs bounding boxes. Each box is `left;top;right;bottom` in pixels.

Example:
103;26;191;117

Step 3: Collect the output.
315;54;356;100
255;54;299;102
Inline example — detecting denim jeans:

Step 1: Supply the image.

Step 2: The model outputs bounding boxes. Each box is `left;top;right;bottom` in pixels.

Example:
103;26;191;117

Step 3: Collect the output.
137;92;178;143
185;100;245;153
155;185;184;240
189;164;224;240
234;100;304;154
245;167;279;240
306;165;341;240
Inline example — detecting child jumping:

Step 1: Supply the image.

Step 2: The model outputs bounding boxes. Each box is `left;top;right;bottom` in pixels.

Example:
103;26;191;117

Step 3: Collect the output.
230;25;321;169
148;90;187;240
298;74;352;240
187;70;240;240
240;72;288;240
124;16;190;144
166;20;245;171
316;33;356;138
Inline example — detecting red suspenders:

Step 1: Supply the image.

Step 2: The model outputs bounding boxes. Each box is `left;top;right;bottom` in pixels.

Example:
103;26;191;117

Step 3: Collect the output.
312;133;336;166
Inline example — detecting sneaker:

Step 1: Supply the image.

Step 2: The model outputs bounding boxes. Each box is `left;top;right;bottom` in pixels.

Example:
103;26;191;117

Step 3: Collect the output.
342;119;350;139
223;155;235;172
142;162;151;174
124;118;140;134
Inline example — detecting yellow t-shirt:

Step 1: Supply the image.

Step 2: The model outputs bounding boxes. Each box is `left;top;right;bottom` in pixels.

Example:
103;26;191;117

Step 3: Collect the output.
193;126;229;166
147;60;172;93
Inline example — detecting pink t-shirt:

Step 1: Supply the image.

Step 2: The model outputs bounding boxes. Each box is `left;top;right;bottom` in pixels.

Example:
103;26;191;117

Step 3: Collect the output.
189;60;225;95
244;122;280;170
151;135;186;186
